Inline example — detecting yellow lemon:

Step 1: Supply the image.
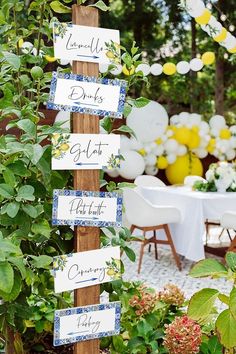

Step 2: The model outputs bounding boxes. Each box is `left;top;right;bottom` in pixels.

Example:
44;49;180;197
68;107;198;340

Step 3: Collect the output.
122;64;135;76
195;9;211;25
163;63;176;76
165;153;203;185
201;52;215;65
155;138;163;145
228;46;236;54
53;149;61;158
220;128;231;140
106;51;115;59
175;127;191;145
213;27;227;42
59;143;70;151
138;148;146;156
18;38;24;48
188;131;200;150
45;55;57;62
107;269;115;276
156;156;168;169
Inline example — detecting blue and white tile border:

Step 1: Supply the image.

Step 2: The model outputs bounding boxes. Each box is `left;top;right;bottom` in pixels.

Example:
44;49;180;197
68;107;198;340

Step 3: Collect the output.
47;72;127;119
53;301;121;346
52;189;123;227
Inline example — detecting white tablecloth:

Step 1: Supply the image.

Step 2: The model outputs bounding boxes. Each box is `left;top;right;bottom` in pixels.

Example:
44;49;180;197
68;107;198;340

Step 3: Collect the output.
141;186;236;261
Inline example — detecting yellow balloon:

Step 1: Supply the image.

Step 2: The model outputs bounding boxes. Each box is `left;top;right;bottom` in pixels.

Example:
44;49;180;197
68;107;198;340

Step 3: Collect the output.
191;125;199;133
18;38;24;48
207;138;216;153
220;128;231;140
195;9;211;25
201;52;215;65
213;28;227;42
175;127;191;145
138;148;146;156
228;46;236;54
163;63;176;76
157;156;168;169
155;138;163;145
165;154;203;185
188;131;201;150
45;55;57;62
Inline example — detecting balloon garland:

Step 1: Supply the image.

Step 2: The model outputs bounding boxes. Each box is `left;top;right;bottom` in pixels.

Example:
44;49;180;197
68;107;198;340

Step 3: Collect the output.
99;51;215;77
104;101;236;184
181;0;236;53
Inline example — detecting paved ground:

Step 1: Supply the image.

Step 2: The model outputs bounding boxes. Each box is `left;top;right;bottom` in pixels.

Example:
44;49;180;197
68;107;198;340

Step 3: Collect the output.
122;228;233;300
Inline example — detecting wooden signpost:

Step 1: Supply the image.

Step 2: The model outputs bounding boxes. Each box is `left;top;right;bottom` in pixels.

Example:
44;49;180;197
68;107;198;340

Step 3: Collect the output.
72;5;100;354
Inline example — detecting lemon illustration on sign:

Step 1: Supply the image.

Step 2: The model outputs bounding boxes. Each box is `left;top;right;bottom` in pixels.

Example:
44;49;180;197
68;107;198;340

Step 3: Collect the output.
59;143;69;151
122;64;135;76
113;259;121;268
53;149;61;158
30;66;43;80
45;55;57;62
106;51;115;59
52;133;60;144
107;269;116;276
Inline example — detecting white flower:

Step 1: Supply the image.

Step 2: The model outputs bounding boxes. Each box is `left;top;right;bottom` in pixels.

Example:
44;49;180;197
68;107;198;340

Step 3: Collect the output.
206;169;214;182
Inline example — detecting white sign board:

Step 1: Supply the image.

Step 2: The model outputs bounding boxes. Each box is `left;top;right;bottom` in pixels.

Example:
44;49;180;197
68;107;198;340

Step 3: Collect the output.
51;133;120;170
54;302;121;346
52;190;122;227
53;246;121;293
53;23;120;64
47;72;127;119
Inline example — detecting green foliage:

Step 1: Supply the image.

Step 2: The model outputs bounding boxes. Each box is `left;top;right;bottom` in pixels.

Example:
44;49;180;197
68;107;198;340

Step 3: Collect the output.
188;253;236;350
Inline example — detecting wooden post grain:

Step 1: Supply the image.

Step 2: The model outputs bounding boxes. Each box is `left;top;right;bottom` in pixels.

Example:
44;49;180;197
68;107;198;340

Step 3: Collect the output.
72;5;100;354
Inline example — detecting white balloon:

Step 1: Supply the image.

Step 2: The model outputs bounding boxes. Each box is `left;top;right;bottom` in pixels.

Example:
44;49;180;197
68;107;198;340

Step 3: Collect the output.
136;64;151;76
204;17;222;37
166;129;174;137
119;151;145;180
55;111;71;130
167;153;177;164
99;63;109;73
229;136;236;148
200;121;210;133
209;115;226;129
195;148;208;158
230;125;236;134
164;139;179;153
190;58;204;71
145;165;158;176
145;153;157;166
150;63;163;76
177;61;190;74
129;137;143;150
170;115;180;125
177;145;187;156
219;140;230;153
127;101;168;143
21;41;34;54
106;169;119;178
110;64;122;75
220;33;236;50
154;145;164;156
190;113;202;125
226;150;236;160
120;135;131;151
186;0;205;17
179;112;190;125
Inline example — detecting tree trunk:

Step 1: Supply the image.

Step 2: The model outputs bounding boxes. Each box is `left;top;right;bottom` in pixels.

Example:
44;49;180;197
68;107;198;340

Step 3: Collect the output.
5;327;15;354
215;53;224;115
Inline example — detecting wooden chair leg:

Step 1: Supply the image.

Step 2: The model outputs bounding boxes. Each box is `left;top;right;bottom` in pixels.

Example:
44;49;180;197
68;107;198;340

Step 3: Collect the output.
148;244;151;252
227;235;236;252
154;230;158;260
130;225;135;234
164;224;181;271
138;231;145;274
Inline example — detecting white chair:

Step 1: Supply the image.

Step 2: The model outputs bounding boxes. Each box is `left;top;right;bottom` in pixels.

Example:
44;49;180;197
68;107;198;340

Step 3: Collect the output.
184;175;206;187
135;175;166;187
220;211;236;252
123;188;182;273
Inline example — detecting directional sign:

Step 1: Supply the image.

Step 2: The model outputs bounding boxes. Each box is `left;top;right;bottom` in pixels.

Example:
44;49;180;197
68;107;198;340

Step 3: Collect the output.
47;72;127;119
51;133;120;170
53;246;121;293
52;190;122;227
53;23;120;64
53;301;121;346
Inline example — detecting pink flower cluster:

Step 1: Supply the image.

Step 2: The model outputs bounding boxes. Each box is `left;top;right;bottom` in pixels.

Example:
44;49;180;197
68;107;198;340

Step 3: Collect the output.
129;285;158;316
163;315;202;354
158;283;185;307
